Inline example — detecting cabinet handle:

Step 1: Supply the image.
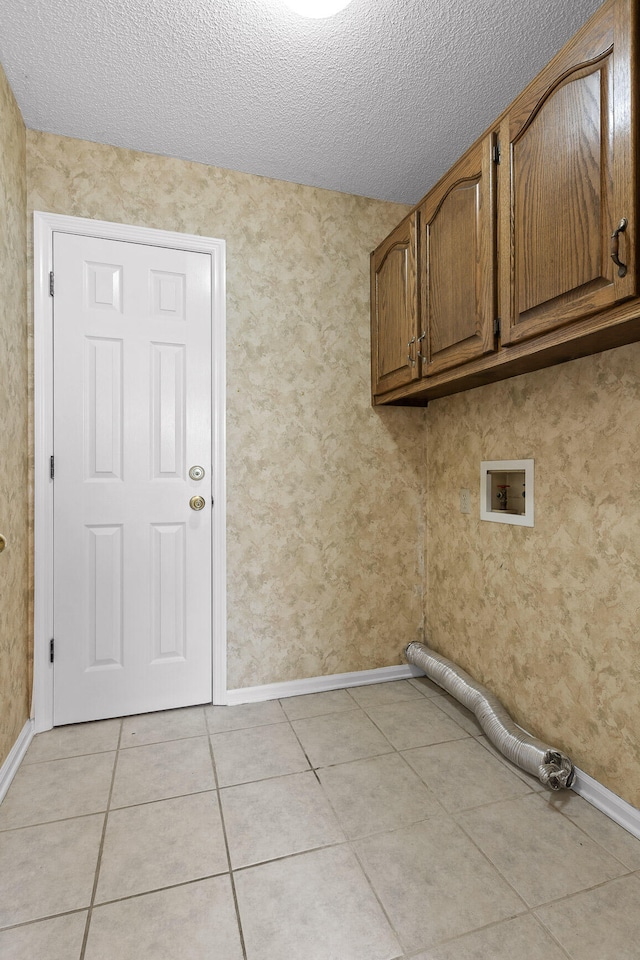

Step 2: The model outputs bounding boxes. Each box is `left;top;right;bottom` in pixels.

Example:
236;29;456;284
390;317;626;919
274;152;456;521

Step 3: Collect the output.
611;218;628;277
417;331;427;362
407;337;416;365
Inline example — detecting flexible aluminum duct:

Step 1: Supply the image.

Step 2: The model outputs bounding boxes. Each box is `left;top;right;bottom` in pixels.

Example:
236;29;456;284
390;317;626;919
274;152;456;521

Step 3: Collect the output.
404;641;574;790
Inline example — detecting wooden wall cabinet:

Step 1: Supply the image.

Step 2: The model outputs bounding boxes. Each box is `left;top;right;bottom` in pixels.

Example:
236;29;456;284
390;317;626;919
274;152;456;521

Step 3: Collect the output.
370;213;420;396
420;133;497;376
371;0;639;405
499;0;636;345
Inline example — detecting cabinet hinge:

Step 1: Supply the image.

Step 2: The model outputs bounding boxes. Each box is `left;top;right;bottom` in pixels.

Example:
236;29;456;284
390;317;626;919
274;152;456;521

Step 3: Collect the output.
494;317;501;338
49;271;54;297
492;142;501;165
50;638;55;663
50;455;55;480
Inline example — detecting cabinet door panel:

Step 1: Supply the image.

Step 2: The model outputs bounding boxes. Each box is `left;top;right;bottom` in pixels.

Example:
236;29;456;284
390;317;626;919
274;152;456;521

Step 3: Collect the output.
501;0;636;345
422;135;496;376
516;68;604;314
371;215;420;396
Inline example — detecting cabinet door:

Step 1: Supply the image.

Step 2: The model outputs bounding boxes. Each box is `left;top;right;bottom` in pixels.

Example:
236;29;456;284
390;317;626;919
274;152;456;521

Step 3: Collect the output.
421;134;497;376
371;214;420;396
500;0;636;346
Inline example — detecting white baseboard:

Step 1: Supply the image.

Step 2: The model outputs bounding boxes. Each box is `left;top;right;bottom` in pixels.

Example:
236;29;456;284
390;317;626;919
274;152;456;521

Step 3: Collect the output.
228;666;640;841
572;766;640;841
226;663;424;706
0;719;34;804
8;682;637;843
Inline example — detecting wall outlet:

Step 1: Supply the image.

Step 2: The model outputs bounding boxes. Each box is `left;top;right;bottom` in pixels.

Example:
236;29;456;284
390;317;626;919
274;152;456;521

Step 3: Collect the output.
460;488;471;514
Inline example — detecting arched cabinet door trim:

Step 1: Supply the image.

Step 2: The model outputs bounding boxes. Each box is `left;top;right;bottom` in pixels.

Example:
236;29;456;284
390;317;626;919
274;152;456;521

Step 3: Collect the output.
371;213;420;397
499;0;636;346
420;132;497;377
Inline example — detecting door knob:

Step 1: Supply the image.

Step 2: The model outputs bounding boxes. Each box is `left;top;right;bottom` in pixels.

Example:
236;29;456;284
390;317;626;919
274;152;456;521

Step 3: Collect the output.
189;496;206;511
0;534;6;554
189;465;205;481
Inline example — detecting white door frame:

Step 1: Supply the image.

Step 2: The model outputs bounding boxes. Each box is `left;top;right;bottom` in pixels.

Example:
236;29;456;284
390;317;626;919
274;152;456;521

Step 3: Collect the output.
33;212;228;731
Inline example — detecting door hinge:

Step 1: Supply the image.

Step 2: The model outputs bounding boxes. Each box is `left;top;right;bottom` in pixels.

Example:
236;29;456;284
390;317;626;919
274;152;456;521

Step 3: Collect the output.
50;455;55;480
494;317;501;338
49;271;54;297
492;142;501;165
50;638;55;663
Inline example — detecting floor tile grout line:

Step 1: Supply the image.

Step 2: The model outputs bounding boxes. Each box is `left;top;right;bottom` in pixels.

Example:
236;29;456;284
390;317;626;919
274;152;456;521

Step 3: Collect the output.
0;807;115;834
0;785;236;833
229;838;359;874
401;908;573;960
280;707;362;722
276;687;363;714
118;730;209;750
473;736;550;792
529;868;639;911
530;907;580;960
207;734;249;960
449;812;532;913
109;785;219;812
411;784;538;819
347;836;408;953
90;871;236;909
346;708;400;753
78;717;123;960
452;788;636;859
289;705;409;954
116;732;212;755
286;715;324;775
450;801;632;916
207;718;291;737
6;700;640;955
213;720;637;914
360;701;472;754
546;798;640;872
305;725;416;949
21;746;120;766
0;874;232;934
1;834;633;943
0;907;89;935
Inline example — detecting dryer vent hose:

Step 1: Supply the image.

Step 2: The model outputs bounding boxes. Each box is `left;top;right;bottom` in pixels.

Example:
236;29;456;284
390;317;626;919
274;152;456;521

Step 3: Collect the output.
404;641;574;791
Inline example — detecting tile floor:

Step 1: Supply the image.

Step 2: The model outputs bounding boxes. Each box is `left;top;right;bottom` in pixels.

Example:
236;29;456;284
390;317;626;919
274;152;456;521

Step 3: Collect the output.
1;677;639;959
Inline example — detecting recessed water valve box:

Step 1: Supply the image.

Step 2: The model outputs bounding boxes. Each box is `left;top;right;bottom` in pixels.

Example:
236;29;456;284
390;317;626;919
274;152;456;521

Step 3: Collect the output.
480;459;534;527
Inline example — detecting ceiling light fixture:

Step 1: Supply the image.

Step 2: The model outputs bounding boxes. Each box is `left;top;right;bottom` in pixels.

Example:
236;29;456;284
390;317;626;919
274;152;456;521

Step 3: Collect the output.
282;0;353;18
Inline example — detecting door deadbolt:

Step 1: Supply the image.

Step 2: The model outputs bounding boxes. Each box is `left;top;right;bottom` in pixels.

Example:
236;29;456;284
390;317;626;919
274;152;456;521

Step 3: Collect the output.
189;465;205;481
190;495;206;511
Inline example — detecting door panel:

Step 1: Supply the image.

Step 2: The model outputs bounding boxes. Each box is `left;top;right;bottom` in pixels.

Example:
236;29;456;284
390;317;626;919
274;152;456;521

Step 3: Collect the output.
85;336;123;480
371;214;420;396
515;69;604;315
53;232;213;724
429;180;480;352
501;0;636;344
150;522;186;661
87;524;123;667
151;342;186;479
422;134;496;376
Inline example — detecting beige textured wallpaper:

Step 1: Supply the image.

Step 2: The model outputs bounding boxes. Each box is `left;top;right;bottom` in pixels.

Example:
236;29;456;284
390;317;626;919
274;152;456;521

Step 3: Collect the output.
26;131;424;692
0;65;29;766
425;345;640;807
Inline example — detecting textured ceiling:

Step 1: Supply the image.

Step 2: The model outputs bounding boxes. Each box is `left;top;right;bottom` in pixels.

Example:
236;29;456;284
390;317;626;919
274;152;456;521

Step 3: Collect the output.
1;0;603;203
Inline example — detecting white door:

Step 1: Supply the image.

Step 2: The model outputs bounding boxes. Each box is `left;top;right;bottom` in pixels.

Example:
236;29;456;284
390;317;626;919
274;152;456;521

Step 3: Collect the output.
52;232;213;724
